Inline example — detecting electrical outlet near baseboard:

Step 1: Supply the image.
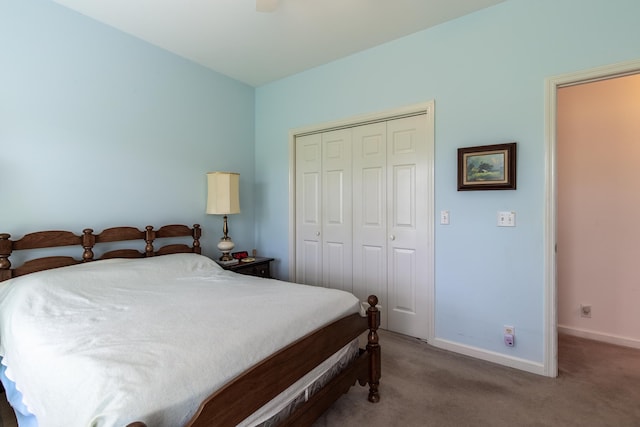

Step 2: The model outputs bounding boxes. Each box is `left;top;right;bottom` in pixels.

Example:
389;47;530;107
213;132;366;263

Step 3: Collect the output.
503;325;515;347
580;304;592;318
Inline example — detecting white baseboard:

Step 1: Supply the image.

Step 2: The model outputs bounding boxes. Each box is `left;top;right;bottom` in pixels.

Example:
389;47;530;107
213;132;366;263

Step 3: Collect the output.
430;328;640;377
430;338;546;376
557;325;640;350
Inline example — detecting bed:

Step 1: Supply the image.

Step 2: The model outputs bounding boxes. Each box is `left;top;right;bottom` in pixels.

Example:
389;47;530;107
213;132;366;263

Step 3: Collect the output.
0;224;380;427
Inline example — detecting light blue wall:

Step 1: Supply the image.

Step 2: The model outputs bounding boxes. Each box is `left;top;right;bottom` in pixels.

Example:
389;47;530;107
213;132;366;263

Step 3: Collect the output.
3;0;639;368
0;0;255;258
254;0;640;363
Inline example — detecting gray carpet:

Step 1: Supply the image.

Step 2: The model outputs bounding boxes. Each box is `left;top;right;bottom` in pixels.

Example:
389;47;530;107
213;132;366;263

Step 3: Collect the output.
313;331;640;427
1;331;639;426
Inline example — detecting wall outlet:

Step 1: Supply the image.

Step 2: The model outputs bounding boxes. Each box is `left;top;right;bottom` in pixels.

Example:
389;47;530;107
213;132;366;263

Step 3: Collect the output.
580;304;592;318
504;334;514;347
503;325;515;347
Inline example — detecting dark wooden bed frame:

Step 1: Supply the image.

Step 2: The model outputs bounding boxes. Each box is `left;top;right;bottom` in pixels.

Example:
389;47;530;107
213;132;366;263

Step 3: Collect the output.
0;224;381;427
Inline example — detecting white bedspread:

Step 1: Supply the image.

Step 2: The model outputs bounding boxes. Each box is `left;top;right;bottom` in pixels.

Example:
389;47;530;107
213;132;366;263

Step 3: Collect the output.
0;253;360;427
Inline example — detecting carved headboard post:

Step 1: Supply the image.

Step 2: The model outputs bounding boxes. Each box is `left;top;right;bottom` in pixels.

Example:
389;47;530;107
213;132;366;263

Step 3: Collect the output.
145;226;156;256
0;233;12;280
193;224;202;254
82;229;96;262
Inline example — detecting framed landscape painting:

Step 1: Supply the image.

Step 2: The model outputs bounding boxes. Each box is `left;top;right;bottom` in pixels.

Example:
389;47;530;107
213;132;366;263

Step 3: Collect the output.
457;142;517;191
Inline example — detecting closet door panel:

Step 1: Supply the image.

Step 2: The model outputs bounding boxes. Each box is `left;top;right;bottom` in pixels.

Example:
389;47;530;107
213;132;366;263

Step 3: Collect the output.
299;240;322;286
387;115;429;339
326;242;348;291
392;164;416;229
295;134;322;286
360;244;386;308
325;170;345;224
362;168;384;226
352;122;388;326
390;248;417;313
322;129;352;291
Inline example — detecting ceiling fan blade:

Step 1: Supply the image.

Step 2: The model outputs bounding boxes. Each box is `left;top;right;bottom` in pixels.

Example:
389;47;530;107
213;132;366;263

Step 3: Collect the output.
256;0;279;13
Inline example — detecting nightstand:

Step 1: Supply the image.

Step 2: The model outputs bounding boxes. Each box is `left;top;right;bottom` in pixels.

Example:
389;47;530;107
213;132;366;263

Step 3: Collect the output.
216;257;274;279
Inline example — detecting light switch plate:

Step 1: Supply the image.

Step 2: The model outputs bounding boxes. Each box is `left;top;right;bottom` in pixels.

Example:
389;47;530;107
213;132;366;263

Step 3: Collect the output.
497;211;516;227
440;210;450;225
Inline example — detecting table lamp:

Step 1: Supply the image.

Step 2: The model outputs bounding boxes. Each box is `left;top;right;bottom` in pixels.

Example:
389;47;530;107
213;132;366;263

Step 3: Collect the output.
206;172;240;261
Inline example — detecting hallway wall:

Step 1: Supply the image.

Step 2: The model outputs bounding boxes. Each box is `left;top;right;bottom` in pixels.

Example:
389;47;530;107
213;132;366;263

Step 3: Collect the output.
557;73;640;348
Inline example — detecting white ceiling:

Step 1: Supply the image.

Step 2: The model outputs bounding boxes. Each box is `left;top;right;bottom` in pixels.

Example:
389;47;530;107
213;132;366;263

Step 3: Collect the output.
52;0;507;87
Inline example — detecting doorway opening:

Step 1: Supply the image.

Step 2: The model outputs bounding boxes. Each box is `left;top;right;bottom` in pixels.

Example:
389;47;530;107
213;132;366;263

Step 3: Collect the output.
545;59;640;377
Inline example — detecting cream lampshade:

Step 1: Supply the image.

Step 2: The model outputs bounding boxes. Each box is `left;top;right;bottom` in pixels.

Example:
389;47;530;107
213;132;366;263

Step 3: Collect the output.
206;172;240;262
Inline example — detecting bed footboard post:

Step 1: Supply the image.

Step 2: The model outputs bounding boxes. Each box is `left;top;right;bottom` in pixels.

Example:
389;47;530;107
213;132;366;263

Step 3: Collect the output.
366;294;381;403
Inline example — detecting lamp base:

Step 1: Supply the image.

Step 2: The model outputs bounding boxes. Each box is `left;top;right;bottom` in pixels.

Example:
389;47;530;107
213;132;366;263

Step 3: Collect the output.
219;253;234;262
218;237;235;262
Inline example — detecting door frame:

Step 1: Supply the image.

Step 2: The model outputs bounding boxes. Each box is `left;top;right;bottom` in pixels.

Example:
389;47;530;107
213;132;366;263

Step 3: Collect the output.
288;100;435;341
544;59;640;377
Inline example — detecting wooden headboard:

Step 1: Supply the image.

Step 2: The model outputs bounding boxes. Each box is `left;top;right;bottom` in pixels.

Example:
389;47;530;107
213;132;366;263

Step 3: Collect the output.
0;224;202;282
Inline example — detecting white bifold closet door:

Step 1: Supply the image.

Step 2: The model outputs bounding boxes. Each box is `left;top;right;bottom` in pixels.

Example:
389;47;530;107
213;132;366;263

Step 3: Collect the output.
295;129;352;292
295;133;323;287
352;115;429;337
295;114;429;339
